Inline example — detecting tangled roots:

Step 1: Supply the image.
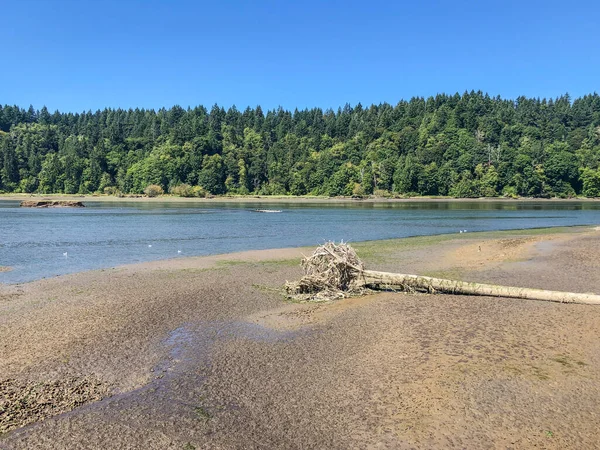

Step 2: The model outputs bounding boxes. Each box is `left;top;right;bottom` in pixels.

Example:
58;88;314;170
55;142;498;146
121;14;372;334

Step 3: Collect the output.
285;241;367;301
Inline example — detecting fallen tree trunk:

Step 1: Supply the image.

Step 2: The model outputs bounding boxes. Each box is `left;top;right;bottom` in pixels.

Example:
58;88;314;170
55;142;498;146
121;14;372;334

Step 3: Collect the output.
360;270;600;305
285;242;600;305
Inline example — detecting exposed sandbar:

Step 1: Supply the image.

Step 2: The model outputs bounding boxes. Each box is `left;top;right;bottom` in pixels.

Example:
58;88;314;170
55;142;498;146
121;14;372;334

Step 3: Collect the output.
1;226;600;448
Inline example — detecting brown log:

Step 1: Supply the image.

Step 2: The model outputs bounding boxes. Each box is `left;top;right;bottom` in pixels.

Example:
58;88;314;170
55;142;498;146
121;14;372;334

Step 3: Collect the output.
20;200;85;208
360;270;600;305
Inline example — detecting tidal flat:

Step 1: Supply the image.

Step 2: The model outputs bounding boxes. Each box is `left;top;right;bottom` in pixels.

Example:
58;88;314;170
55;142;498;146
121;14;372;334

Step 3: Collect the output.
2;226;600;448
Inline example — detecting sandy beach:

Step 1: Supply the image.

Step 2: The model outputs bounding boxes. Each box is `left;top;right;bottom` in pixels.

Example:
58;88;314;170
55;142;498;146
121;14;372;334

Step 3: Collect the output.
1;226;600;449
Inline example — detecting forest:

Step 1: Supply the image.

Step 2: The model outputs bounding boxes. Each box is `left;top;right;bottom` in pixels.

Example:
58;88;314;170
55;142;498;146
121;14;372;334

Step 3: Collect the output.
1;92;600;198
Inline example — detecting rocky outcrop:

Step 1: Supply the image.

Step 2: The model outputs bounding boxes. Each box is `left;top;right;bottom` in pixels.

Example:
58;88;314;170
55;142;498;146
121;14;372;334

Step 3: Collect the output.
20;200;86;208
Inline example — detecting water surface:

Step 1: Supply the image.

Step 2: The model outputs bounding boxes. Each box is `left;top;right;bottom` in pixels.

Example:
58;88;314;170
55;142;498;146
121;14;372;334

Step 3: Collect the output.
1;200;599;284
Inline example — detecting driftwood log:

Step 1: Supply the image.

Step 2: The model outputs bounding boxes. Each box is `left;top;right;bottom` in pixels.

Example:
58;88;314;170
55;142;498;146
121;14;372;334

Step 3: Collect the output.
20;200;85;208
286;242;600;305
360;271;600;305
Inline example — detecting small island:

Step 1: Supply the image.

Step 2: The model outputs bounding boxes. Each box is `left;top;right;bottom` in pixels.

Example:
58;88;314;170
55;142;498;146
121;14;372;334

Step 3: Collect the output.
19;200;86;208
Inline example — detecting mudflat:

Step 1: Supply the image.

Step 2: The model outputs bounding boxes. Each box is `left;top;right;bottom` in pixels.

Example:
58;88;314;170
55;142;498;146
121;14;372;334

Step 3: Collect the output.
1;227;600;449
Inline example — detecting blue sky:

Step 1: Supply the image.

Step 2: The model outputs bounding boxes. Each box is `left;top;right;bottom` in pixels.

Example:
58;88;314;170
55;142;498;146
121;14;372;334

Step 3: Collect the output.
3;0;599;112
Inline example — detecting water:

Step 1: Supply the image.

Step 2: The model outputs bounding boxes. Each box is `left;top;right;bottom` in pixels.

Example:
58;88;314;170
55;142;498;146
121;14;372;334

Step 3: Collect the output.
1;200;599;284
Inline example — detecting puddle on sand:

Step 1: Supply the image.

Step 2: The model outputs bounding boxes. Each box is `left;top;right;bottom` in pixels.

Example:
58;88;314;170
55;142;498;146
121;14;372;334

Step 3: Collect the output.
534;240;558;254
507;239;559;271
154;320;301;377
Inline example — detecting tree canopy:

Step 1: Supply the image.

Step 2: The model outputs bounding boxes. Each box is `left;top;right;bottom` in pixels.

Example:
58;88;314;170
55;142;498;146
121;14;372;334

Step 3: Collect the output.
1;92;600;198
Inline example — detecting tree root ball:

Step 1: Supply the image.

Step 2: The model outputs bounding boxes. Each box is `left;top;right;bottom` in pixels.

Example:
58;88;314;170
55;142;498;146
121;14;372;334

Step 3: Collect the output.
285;242;367;301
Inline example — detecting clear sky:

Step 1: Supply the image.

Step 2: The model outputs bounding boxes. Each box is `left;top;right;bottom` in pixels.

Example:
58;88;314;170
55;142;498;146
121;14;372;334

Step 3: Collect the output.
3;0;599;112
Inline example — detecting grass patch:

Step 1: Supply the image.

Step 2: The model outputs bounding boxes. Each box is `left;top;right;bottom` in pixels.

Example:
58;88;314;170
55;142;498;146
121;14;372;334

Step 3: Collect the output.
178;267;214;274
194;405;212;423
354;234;454;254
531;366;550;380
502;257;531;264
503;364;524;376
551;354;587;368
552;355;573;367
467;226;577;239
255;258;300;268
215;259;247;268
350;226;583;265
422;269;465;280
171;258;299;276
218;258;300;269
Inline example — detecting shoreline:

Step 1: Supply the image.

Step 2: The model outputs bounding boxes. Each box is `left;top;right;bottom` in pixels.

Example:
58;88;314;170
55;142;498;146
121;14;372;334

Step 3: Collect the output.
2;225;596;288
2;193;600;204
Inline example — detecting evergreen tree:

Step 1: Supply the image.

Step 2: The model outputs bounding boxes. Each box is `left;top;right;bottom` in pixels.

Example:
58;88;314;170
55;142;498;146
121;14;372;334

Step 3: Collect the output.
0;93;599;197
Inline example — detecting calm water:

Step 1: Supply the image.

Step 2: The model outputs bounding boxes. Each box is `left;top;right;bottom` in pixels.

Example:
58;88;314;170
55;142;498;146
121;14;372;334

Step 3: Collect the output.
1;200;599;284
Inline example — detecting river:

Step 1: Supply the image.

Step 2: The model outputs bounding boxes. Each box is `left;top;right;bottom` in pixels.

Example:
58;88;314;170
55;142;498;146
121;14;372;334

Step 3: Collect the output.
1;199;599;284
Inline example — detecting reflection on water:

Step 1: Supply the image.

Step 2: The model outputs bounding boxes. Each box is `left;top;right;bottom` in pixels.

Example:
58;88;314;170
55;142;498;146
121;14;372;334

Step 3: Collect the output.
1;200;599;284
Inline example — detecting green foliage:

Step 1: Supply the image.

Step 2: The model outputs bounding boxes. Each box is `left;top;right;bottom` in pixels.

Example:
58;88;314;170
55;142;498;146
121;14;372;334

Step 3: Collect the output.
170;183;194;197
373;189;392;198
191;185;207;197
144;184;164;197
198;154;225;194
450;171;478;198
1;93;600;197
581;168;600;197
104;186;120;196
475;164;499;197
502;185;519;198
170;183;207;197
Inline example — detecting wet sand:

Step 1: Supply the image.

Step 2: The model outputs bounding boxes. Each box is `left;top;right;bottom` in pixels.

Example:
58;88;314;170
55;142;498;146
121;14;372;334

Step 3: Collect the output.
1;227;600;448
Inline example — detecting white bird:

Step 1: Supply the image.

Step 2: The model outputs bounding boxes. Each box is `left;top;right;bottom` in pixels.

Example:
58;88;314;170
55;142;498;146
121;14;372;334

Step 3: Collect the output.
63;252;68;257
463;230;467;233
459;230;463;233
148;244;152;248
177;250;182;254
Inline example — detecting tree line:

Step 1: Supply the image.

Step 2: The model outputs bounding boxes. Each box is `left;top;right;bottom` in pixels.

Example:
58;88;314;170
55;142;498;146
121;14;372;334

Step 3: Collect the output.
1;92;600;198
